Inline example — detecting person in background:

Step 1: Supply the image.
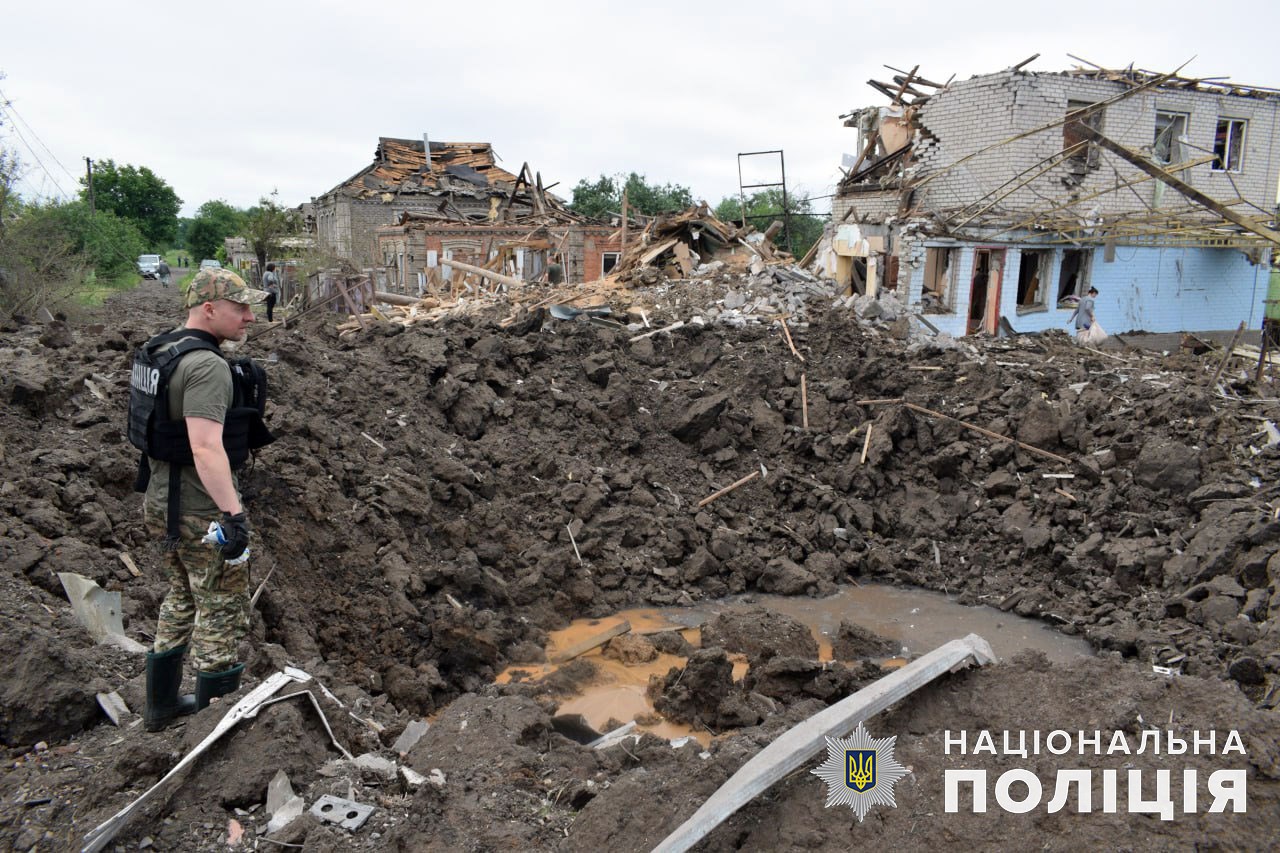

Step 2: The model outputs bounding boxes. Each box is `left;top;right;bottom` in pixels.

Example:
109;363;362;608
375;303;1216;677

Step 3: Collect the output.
546;254;565;285
1069;285;1098;334
158;259;172;288
262;263;280;322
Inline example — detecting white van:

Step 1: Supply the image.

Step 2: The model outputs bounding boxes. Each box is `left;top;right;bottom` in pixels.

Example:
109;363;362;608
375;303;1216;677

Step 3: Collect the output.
137;255;162;279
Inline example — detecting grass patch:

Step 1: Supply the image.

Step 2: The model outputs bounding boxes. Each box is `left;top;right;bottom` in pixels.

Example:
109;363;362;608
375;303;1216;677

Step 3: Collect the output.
75;270;141;308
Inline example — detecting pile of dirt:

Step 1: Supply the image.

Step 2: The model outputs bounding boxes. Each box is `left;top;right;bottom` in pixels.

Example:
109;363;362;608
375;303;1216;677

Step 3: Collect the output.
0;274;1278;849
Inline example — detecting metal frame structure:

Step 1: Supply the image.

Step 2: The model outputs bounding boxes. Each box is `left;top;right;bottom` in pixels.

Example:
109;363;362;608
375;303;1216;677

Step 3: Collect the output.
737;149;792;254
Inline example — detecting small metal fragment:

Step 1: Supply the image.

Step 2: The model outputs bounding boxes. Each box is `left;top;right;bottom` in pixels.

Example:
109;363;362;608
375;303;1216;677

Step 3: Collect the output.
309;795;373;831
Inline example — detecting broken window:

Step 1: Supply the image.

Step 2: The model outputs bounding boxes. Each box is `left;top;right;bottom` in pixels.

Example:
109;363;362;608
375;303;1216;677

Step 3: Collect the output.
1056;249;1091;305
602;252;620;275
1212;118;1246;172
1016;250;1051;312
1064;100;1103;170
1153;112;1188;164
921;247;955;312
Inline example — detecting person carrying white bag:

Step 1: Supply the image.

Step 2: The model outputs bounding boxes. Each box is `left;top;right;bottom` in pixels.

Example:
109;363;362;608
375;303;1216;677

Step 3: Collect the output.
1069;286;1107;344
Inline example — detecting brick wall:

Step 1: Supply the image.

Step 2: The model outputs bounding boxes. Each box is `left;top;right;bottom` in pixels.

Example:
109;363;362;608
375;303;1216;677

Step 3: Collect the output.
911;71;1280;222
373;223;624;286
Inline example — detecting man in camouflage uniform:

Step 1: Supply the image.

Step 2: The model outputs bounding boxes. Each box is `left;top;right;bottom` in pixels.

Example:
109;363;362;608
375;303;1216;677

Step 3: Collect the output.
141;268;267;730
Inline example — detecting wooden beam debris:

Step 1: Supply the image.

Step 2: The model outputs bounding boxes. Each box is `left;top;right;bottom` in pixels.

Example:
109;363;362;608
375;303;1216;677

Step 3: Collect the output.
652;634;996;853
696;469;762;508
550;620;632;664
859;399;1071;465
445;259;527;290
1211;321;1248;387
779;318;804;361
800;374;809;430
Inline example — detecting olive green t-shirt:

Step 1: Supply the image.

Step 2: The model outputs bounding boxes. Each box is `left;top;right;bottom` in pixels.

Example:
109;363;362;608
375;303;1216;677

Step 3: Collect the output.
144;333;237;519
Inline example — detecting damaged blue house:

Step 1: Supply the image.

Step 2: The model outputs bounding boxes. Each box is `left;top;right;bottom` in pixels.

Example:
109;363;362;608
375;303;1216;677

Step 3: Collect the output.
825;60;1280;337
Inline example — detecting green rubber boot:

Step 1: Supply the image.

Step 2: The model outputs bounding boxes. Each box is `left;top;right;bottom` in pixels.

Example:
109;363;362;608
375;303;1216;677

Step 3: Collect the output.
194;663;245;710
144;646;197;732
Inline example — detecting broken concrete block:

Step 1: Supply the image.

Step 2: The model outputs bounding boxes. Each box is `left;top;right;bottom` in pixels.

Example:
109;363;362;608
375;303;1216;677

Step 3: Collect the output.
353;752;398;780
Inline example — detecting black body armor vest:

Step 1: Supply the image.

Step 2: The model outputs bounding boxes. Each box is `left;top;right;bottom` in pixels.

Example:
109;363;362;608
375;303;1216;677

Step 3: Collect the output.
127;328;275;544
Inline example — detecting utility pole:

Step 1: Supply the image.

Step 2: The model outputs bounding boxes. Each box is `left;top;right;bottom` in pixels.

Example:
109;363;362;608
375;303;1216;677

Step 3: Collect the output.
84;157;95;214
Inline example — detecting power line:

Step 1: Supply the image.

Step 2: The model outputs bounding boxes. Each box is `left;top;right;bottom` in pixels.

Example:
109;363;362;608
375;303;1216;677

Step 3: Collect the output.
0;87;80;187
0;102;73;202
0;99;143;274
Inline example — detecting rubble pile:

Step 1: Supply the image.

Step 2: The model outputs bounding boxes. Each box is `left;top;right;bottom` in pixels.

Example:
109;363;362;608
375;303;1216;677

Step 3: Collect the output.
0;276;1278;848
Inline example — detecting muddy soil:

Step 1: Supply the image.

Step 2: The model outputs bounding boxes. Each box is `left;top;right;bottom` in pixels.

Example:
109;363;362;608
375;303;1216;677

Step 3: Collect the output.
0;275;1277;850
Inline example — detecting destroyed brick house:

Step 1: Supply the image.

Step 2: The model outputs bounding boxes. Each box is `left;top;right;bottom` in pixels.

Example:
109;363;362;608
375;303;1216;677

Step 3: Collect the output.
310;137;621;289
824;61;1280;336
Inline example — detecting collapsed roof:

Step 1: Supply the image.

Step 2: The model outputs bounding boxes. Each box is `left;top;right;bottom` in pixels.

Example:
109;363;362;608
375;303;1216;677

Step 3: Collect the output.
323;137;588;224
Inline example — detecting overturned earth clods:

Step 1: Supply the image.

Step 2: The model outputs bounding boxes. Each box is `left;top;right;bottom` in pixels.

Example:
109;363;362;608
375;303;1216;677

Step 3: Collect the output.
1;277;1278;850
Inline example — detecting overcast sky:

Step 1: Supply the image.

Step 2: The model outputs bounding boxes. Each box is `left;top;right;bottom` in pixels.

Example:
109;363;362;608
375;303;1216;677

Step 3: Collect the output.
2;0;1277;221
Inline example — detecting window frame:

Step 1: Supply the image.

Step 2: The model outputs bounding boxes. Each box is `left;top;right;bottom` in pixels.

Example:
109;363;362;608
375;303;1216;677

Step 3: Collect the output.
1212;118;1247;173
1153;111;1189;165
1016;249;1052;314
1064;100;1104;170
1056;249;1092;306
601;252;620;276
921;246;956;313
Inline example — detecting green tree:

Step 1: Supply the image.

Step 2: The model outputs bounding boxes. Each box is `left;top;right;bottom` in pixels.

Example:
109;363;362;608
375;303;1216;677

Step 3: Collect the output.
715;189;825;258
186;199;244;262
36;200;147;277
243;191;300;271
0;200;145;317
569;172;695;220
80;158;182;247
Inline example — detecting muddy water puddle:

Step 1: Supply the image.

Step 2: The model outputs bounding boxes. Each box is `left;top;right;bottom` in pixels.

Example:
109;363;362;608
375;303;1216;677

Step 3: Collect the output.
497;584;1091;745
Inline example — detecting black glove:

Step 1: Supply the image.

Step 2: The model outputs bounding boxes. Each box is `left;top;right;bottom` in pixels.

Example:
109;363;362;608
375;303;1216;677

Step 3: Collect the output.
219;512;251;561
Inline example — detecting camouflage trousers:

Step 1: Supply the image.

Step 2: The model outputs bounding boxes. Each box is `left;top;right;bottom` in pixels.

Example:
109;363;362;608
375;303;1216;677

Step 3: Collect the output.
145;511;250;672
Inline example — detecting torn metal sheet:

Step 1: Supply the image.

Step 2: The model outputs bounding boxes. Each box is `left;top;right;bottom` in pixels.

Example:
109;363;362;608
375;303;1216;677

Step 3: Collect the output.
652;634;996;853
82;667;315;853
57;573;146;653
310;795;374;831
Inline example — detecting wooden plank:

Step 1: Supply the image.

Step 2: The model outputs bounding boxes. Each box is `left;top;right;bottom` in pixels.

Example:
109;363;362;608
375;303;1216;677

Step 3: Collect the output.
335;278;366;330
696;470;760;508
1211;321;1248;386
118;553;141;578
445;259;526;289
652;634;996;853
550;620;632;664
639;237;679;267
673;241;694;277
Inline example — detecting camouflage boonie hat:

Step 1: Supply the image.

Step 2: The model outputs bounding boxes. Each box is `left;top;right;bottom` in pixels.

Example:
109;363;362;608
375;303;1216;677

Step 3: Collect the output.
183;268;269;308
